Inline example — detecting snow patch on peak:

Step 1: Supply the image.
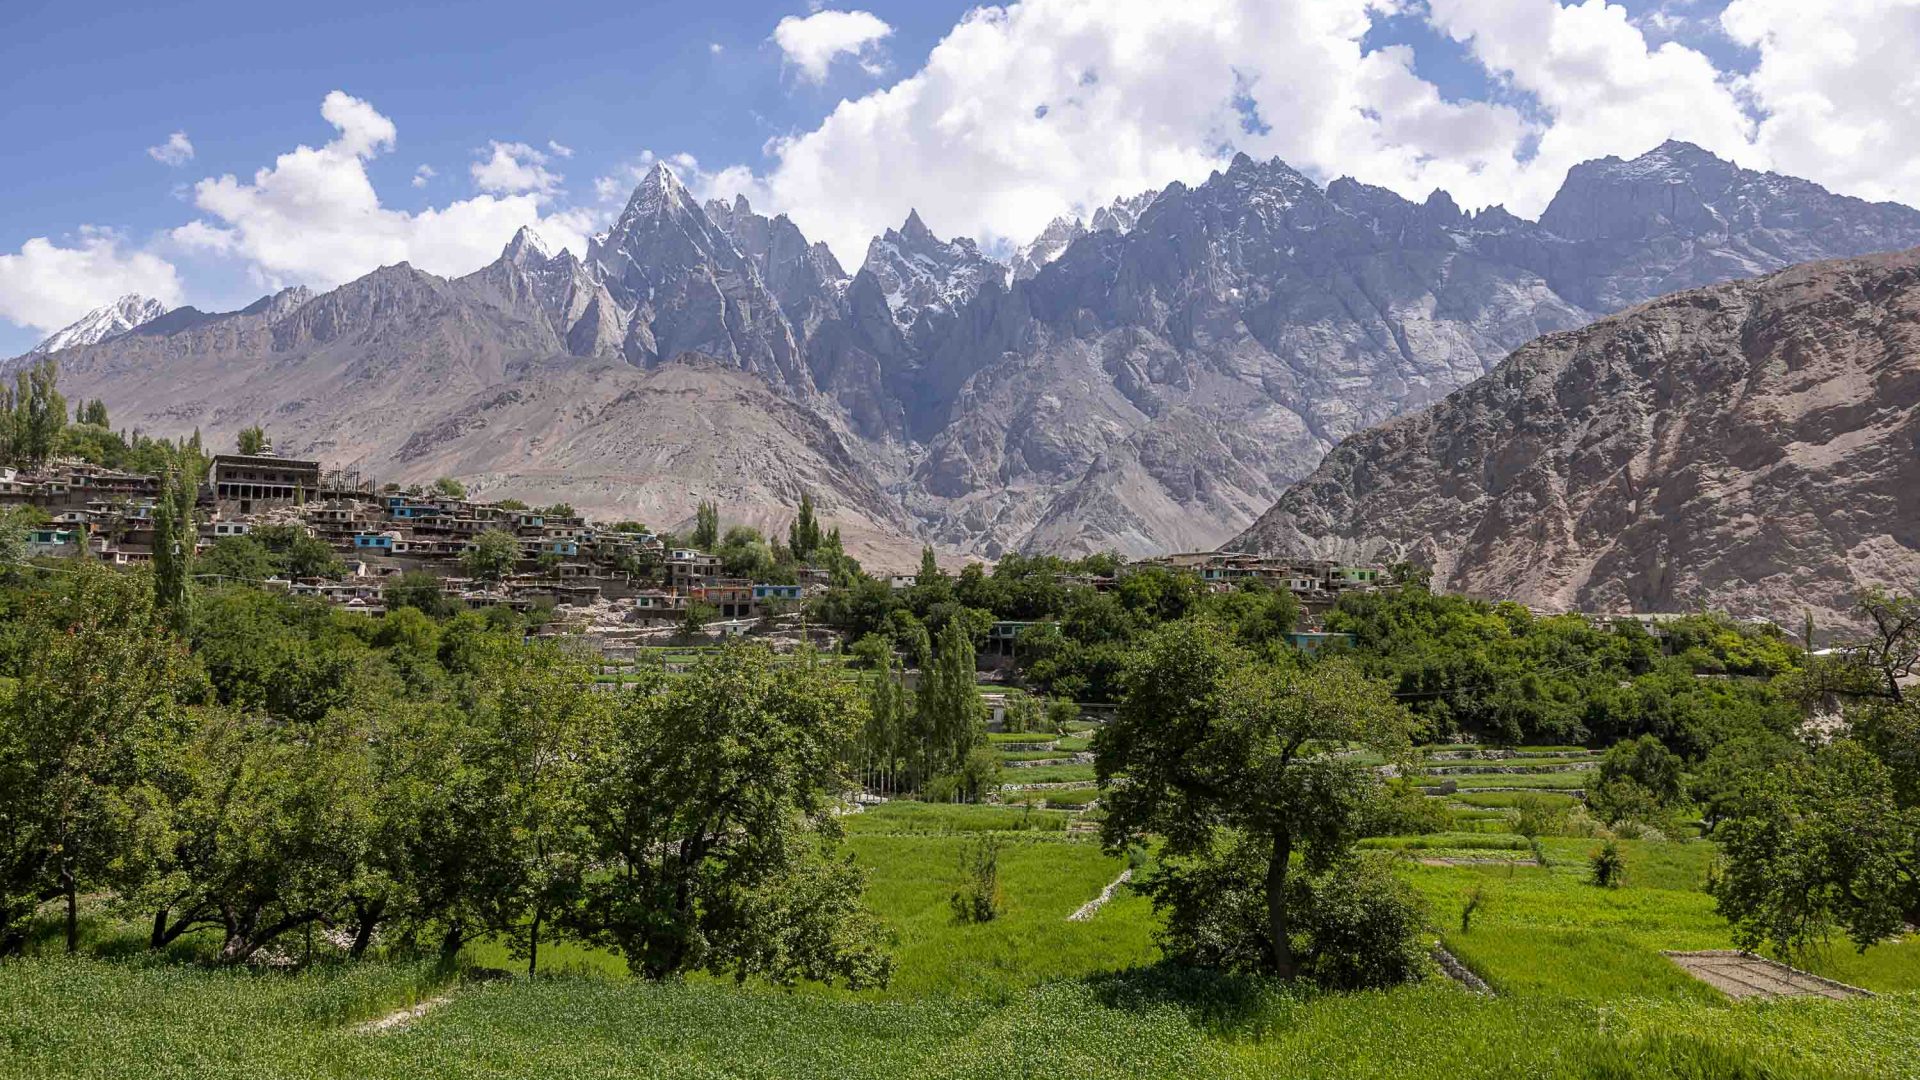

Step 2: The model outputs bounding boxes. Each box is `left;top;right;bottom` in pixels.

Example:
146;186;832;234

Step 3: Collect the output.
27;295;169;356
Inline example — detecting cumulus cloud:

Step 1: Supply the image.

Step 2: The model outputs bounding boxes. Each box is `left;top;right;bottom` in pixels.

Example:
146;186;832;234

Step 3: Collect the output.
723;1;1536;263
172;92;592;291
147;131;195;167
412;164;436;188
471;140;564;195
773;9;894;83
1721;0;1920;205
0;227;183;334
698;0;1920;269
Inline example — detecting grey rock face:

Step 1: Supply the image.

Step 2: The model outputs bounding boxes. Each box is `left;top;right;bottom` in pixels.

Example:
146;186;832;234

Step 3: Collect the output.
587;165;809;393
33;144;1920;570
1230;248;1920;629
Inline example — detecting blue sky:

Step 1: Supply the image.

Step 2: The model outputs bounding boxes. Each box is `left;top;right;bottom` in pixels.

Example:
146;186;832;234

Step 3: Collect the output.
2;0;1912;356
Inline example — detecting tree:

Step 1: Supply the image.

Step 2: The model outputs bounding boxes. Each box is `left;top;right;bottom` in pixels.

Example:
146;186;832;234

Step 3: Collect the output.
692;500;720;550
9;358;67;465
384;571;456;618
196;536;276;583
462;528;520;582
1097;620;1418;982
788;492;824;561
151;464;197;635
915;617;984;783
432;476;467;499
250;523;343;580
1712;741;1915;956
471;642;600;975
0;564;197;955
236;425;268;455
573;645;891;987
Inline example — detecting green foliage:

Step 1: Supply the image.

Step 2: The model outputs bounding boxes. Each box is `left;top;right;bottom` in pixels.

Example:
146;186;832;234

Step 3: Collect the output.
914;617;985;784
1100;620;1418;982
461;528;520;582
788;491;824;561
0;564;197;955
250;523;344;579
235;425;267;455
574;644;891;987
691;499;719;550
1710;740;1914;956
1;357;67;465
1590;841;1625;889
384;572;456;618
432;476;467;498
150;464;197;635
949;836;1003;924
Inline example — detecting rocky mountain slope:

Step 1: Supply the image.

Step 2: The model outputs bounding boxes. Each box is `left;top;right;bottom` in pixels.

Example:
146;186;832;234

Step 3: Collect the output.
1230;248;1920;627
21;141;1920;566
25;295;167;356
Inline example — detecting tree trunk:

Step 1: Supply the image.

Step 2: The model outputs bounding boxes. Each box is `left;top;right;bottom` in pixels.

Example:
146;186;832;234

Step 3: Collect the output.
1266;829;1297;980
62;866;78;954
349;898;384;959
527;908;540;977
150;908;169;950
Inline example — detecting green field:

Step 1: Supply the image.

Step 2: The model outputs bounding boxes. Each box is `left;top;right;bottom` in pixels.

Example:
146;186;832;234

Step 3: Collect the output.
7;800;1917;1080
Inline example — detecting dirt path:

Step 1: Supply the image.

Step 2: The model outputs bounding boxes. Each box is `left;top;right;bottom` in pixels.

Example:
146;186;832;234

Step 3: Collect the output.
355;991;456;1034
1068;869;1133;922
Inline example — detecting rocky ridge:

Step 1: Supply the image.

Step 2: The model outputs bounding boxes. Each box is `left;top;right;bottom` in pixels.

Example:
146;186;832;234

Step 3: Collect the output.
21;141;1920;568
1230;248;1920;628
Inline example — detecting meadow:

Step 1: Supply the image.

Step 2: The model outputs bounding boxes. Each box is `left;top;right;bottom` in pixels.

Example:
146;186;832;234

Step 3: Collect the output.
7;791;1918;1080
4;743;1915;1079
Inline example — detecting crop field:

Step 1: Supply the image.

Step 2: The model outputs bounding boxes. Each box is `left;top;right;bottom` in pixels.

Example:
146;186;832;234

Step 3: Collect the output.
6;735;1915;1080
5;805;1918;1079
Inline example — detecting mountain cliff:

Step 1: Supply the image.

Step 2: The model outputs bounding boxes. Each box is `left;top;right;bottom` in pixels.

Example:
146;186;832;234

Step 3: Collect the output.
22;141;1920;566
1230;248;1920;627
25;295;168;356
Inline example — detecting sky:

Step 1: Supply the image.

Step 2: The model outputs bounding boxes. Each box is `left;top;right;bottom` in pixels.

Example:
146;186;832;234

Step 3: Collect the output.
2;0;1917;356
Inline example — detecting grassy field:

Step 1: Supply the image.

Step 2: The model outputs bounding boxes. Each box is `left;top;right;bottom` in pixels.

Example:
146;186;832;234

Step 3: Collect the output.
6;796;1917;1079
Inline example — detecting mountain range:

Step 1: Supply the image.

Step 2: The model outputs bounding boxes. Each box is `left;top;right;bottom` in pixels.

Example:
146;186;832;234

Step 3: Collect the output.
19;140;1920;570
1230;247;1920;629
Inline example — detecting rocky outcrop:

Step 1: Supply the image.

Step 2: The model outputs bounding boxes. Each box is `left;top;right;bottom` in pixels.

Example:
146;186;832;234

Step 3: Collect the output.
1230;248;1920;628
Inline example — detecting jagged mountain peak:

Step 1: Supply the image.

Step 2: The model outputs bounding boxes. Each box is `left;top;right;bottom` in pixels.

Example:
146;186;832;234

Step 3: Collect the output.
502;225;553;266
619;162;694;225
25;294;169;356
899;208;935;243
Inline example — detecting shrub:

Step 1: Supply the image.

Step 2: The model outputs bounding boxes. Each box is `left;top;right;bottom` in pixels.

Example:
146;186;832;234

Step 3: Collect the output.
1361;778;1455;836
1589;840;1626;888
949;837;1003;924
1289;856;1432;991
1511;793;1565;839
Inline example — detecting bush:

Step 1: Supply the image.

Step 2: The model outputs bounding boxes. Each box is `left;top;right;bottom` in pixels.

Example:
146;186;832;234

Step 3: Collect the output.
1511;793;1565;839
1589;840;1626;888
949;837;1003;924
1289;856;1432;991
1361;778;1455;836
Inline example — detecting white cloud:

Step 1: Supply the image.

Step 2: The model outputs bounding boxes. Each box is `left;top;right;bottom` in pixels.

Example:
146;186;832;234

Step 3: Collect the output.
0;227;183;334
1721;0;1920;206
471;140;564;195
1422;0;1757;210
147;131;195;167
709;41;725;55
547;140;574;159
722;0;1538;264
172;92;592;291
706;0;1920;269
412;164;436;188
773;9;894;83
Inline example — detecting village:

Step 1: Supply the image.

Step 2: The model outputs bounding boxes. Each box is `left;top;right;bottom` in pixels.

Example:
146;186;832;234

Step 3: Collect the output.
1;449;1407;663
